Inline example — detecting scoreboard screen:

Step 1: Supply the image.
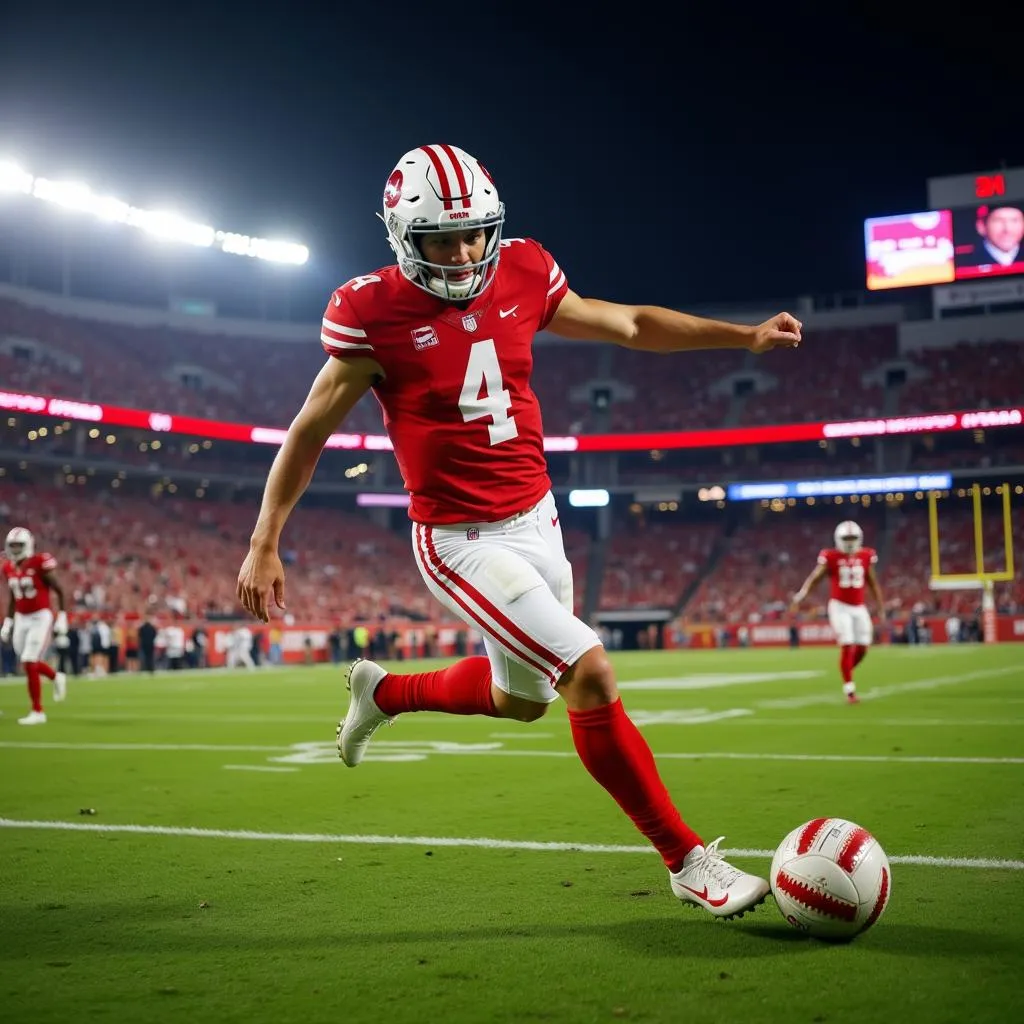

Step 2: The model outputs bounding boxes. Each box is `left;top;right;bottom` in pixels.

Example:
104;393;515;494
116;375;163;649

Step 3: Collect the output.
865;169;1024;291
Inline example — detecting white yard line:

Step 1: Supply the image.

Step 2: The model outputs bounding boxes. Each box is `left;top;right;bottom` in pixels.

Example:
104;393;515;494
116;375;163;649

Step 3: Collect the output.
0;817;1019;870
0;741;289;752
0;739;1020;765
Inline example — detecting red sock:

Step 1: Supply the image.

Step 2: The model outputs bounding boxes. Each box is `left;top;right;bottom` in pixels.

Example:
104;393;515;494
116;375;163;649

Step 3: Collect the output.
568;699;702;873
852;645;868;668
373;657;501;717
36;661;56;680
25;663;43;712
840;645;855;683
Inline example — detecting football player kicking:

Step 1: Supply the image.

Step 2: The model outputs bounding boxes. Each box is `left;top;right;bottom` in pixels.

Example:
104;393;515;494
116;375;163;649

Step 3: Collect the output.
2;527;70;724
237;144;803;919
790;520;886;703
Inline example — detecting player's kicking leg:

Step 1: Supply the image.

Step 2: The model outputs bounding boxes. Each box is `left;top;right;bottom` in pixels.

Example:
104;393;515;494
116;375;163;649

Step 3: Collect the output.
337;650;767;919
337;510;768;919
556;645;768;919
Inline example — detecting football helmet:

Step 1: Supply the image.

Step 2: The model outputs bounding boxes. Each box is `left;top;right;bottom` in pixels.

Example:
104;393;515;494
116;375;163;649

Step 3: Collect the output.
380;144;504;301
4;526;34;562
834;520;863;554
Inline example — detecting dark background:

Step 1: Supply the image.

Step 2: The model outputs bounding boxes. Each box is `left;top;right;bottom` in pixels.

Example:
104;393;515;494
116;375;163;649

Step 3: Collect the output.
1;2;1017;309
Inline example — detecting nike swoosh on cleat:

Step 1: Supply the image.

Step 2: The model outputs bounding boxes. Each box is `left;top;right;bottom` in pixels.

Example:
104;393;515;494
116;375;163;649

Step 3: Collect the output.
677;883;729;908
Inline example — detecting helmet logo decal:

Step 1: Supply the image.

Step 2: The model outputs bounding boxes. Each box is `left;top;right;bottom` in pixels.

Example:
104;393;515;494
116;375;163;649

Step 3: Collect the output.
383;169;403;209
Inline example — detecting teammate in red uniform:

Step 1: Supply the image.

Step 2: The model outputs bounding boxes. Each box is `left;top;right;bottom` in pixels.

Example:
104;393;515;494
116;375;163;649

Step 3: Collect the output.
1;527;69;724
790;520;886;703
237;144;804;918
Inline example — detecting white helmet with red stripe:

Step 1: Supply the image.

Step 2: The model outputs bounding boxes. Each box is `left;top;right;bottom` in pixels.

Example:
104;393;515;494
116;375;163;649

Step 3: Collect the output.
380;144;504;301
834;520;863;554
4;526;34;563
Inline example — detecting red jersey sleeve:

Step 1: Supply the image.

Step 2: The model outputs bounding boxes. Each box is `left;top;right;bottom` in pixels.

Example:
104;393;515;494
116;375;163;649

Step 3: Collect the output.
39;552;57;572
321;284;375;358
817;549;831;567
534;243;569;329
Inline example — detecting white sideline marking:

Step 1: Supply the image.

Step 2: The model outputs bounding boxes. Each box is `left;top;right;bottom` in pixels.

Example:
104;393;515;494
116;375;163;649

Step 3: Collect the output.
222;765;299;773
725;717;1024;728
0;741;288;752
1;740;1020;765
0;818;1020;870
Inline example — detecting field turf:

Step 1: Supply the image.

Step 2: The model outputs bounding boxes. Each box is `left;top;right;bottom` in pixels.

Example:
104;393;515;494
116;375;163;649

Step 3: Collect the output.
2;644;1022;1024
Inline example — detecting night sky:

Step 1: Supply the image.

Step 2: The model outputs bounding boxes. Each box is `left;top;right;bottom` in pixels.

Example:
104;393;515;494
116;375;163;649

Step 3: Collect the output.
0;2;1019;310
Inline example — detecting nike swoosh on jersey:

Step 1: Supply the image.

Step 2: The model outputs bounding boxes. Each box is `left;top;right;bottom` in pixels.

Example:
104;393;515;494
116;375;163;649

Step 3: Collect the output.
499;305;519;318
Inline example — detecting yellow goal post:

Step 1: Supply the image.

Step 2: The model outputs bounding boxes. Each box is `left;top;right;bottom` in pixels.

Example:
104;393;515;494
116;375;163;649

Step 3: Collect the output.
927;483;1014;587
927;483;1014;643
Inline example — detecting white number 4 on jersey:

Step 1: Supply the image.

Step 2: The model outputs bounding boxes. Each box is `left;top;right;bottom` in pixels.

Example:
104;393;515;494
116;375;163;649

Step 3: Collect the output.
459;339;518;446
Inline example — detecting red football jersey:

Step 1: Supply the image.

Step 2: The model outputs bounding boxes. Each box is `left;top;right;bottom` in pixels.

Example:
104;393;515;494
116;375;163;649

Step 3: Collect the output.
817;547;878;606
322;238;569;524
2;552;58;614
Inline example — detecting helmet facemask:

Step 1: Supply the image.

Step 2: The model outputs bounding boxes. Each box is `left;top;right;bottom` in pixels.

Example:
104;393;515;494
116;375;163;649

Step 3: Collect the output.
385;209;504;301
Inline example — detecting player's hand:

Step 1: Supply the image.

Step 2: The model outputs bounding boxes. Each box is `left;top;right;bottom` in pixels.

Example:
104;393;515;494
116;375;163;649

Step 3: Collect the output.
54;633;70;649
0;617;12;644
749;312;802;355
237;545;287;623
788;602;800;618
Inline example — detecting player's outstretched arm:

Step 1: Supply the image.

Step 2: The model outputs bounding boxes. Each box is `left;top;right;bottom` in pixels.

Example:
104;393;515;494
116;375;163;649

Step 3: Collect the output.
237;355;379;622
790;564;827;614
547;290;802;355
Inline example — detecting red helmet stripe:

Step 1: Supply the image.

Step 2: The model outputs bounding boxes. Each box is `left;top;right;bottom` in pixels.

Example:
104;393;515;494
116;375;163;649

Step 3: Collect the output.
420;145;454;210
438;144;472;208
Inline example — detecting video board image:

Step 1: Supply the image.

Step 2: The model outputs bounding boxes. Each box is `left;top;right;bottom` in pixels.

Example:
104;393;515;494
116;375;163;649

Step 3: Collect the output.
864;211;954;291
953;202;1024;279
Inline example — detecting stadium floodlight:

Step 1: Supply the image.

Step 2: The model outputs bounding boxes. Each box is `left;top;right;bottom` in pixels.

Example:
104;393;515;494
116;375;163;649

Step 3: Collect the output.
0;156;309;265
131;208;216;247
0;160;34;194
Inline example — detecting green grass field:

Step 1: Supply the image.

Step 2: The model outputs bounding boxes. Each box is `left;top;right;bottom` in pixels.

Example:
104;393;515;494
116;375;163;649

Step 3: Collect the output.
2;644;1022;1024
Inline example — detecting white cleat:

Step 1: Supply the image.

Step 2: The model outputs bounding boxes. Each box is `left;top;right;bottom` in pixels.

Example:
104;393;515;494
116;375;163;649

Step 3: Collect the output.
336;660;392;767
669;837;770;920
53;672;68;702
18;710;47;726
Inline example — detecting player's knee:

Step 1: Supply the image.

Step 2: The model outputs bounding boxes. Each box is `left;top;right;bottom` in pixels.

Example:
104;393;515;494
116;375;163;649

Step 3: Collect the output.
511;701;549;723
494;689;550;722
555;646;617;710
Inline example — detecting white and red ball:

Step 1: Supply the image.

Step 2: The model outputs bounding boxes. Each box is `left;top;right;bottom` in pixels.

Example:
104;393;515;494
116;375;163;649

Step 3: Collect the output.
770;817;891;940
